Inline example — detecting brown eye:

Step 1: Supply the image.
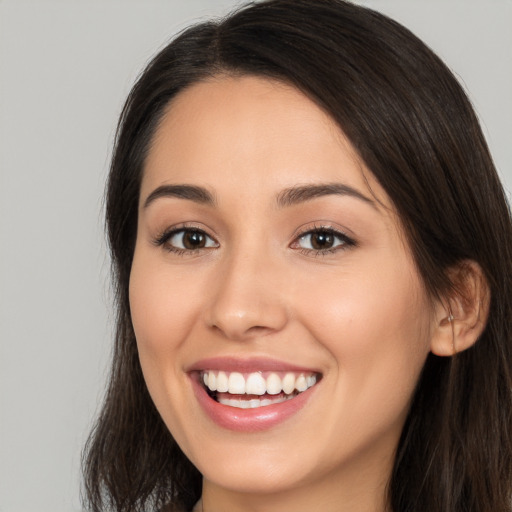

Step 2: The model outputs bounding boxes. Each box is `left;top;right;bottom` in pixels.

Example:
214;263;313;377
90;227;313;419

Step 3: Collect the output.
166;229;218;251
309;231;334;250
296;228;353;253
183;230;206;249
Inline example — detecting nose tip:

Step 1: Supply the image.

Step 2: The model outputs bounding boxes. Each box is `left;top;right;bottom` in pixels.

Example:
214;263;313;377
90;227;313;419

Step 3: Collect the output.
205;261;289;341
209;307;286;341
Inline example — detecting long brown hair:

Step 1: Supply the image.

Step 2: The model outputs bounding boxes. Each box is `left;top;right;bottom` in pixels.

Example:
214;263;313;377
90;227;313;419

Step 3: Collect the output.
83;1;512;511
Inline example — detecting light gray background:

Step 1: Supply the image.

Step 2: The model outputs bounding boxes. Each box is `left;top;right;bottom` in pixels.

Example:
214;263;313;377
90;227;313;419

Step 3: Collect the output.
0;1;510;511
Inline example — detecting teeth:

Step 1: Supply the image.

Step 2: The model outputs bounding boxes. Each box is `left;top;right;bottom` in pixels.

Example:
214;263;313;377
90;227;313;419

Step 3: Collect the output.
228;372;245;394
207;372;216;391
282;373;295;394
249;399;260;408
295;374;307;392
216;371;229;392
266;373;282;395
246;372;266;395
217;393;295;408
202;370;318;398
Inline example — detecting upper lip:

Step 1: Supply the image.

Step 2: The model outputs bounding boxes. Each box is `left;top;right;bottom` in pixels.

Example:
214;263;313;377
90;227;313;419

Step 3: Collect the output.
187;356;320;374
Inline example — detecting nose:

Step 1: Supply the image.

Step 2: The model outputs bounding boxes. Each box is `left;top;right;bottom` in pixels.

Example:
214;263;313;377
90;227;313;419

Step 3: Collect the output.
205;248;289;341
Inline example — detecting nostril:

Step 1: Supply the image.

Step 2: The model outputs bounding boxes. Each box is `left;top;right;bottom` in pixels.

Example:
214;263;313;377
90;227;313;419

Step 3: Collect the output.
208;317;283;341
205;276;289;340
247;325;273;334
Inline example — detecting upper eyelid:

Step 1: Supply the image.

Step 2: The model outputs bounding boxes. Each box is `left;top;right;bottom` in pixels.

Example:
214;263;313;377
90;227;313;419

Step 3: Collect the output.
152;222;356;249
290;224;357;249
153;223;218;246
291;222;354;240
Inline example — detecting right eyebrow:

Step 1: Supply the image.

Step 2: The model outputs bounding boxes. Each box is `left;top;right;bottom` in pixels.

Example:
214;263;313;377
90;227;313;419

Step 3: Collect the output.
143;184;216;208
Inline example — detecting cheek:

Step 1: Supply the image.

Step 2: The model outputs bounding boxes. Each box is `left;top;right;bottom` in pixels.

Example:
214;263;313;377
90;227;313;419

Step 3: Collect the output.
296;262;427;341
129;255;200;358
128;252;201;435
128;252;205;419
295;261;431;411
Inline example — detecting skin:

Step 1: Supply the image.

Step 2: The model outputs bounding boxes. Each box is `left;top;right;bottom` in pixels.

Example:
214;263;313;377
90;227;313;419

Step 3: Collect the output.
129;76;441;512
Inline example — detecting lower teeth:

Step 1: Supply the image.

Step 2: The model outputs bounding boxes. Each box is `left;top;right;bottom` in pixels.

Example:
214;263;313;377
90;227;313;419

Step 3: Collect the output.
215;392;297;409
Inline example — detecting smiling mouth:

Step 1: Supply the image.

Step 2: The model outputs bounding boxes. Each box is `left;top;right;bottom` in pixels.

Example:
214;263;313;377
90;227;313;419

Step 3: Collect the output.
200;370;320;409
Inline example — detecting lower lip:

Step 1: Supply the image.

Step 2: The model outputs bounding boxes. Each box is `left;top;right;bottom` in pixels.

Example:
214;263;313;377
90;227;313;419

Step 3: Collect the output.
191;377;317;432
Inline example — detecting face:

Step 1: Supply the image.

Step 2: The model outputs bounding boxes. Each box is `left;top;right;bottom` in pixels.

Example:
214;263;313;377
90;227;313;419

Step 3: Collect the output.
130;76;435;508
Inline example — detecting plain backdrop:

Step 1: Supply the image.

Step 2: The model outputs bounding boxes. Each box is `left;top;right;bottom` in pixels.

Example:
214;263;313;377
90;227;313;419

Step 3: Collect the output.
0;1;510;511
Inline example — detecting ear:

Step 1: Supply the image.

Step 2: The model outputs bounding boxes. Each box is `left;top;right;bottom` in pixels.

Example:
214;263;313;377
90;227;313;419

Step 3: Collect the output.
430;260;490;357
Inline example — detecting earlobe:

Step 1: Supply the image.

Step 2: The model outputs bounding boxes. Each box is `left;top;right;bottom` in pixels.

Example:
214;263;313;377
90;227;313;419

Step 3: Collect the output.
430;261;490;357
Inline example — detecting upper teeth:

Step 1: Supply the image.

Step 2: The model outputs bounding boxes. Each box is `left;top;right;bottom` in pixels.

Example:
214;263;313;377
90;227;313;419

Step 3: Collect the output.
202;370;317;395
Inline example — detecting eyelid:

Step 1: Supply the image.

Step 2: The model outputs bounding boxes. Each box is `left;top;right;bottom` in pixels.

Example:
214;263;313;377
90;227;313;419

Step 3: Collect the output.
291;222;355;241
151;221;355;256
152;223;219;253
289;223;357;254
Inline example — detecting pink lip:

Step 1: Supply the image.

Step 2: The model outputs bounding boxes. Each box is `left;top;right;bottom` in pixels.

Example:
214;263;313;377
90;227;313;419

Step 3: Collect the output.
188;357;320;432
187;356;319;374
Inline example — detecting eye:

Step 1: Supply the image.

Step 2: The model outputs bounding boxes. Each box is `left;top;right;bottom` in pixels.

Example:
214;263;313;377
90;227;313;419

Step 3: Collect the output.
154;227;218;253
169;229;217;250
293;227;355;254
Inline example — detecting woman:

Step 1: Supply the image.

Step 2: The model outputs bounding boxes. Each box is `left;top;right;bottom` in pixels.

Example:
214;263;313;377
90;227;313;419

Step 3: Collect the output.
82;1;512;511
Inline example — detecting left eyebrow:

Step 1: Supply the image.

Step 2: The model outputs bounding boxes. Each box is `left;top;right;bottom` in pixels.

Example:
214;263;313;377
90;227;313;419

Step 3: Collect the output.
275;183;376;209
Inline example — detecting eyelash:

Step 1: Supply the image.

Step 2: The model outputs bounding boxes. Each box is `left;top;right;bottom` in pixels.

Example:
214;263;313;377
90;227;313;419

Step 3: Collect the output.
152;224;218;256
292;225;356;256
152;224;356;256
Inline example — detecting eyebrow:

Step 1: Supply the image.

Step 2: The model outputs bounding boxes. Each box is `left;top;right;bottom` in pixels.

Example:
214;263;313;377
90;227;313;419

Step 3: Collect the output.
143;184;216;208
143;182;375;210
276;183;376;208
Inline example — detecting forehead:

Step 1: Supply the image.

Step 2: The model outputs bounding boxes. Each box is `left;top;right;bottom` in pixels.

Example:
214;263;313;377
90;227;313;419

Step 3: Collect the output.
142;75;389;209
